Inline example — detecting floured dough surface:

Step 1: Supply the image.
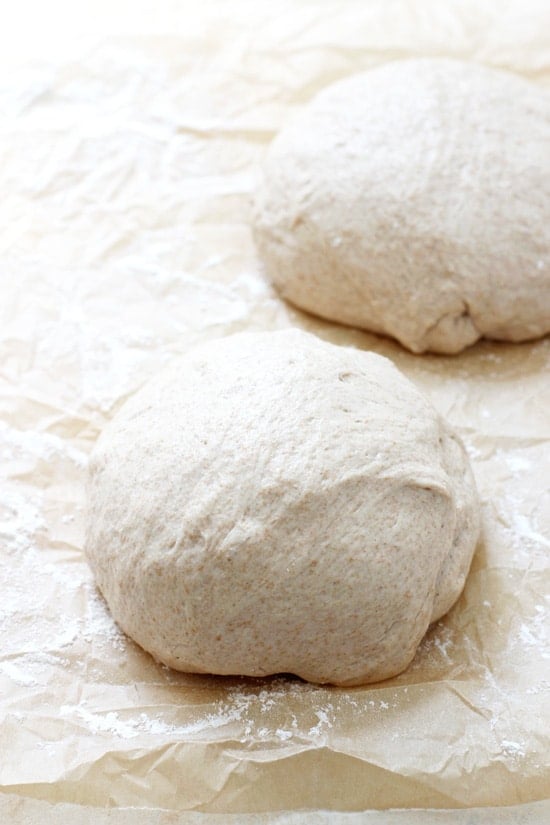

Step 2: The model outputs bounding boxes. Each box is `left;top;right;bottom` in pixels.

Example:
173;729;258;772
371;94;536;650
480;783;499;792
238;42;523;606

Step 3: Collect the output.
253;58;550;354
85;329;480;686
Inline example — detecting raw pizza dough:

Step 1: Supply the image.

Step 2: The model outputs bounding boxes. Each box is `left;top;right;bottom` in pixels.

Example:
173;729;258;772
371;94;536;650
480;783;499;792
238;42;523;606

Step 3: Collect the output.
85;329;480;686
253;58;550;354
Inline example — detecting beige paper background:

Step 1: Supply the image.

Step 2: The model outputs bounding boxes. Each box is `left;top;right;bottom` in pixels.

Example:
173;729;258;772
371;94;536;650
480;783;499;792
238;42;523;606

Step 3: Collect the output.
0;0;549;820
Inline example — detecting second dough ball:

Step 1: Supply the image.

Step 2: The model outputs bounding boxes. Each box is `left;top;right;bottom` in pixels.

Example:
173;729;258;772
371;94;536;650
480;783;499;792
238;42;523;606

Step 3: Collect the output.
86;329;480;686
253;58;550;354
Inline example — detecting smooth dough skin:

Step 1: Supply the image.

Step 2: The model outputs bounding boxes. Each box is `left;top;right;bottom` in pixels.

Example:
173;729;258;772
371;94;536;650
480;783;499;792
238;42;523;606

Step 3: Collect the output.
85;330;480;686
253;59;550;354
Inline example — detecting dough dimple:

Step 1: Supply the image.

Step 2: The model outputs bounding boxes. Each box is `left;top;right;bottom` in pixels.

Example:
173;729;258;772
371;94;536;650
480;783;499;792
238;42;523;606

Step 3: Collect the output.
85;329;480;686
253;58;550;354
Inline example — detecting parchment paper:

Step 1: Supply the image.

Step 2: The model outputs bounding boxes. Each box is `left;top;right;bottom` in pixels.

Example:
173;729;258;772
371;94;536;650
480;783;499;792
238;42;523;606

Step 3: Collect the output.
1;0;549;820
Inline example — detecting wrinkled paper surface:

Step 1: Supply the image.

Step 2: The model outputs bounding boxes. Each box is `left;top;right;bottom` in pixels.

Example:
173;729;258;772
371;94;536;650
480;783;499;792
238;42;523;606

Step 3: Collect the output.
0;0;549;821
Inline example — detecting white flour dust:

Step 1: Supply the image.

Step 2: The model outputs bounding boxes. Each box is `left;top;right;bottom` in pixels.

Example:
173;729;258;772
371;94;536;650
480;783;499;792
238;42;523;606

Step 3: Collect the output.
1;417;547;756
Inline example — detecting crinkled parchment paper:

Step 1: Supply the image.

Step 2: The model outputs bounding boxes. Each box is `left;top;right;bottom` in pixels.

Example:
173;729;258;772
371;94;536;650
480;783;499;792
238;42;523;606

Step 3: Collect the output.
0;0;549;821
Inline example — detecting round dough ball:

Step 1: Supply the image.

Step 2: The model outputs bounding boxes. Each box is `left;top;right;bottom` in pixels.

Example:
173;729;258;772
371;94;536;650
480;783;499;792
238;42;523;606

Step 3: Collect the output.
253;58;550;354
85;329;480;686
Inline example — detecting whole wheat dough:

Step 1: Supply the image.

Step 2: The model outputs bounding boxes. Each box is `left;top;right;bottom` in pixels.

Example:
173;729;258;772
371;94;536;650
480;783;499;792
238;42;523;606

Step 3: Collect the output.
85;329;480;686
253;58;550;354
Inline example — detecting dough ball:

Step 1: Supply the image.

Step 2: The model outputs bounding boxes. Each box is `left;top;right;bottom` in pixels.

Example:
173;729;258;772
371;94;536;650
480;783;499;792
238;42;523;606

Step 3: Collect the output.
85;329;480;686
253;58;550;354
